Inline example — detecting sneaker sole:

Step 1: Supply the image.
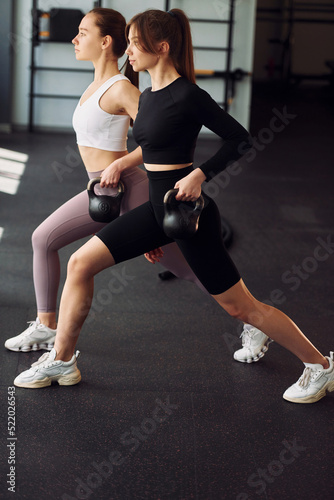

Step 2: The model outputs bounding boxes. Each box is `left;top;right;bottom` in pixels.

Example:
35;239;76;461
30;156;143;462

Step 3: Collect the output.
234;339;273;363
5;341;55;352
283;380;334;404
14;371;82;389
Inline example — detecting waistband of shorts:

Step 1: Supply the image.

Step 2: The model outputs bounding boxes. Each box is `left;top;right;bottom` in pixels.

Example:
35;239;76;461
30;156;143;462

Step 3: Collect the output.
146;165;193;180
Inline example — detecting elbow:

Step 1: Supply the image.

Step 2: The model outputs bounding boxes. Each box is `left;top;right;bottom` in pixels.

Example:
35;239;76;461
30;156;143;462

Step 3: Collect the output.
237;134;253;157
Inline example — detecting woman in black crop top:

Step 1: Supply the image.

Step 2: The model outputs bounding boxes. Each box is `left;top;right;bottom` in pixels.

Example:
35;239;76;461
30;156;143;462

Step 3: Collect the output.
14;8;334;404
6;7;228;355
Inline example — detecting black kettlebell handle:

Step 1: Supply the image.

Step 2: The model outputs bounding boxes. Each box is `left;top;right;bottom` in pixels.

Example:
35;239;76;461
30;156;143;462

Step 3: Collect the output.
163;188;205;239
163;189;204;212
87;177;124;195
87;177;125;223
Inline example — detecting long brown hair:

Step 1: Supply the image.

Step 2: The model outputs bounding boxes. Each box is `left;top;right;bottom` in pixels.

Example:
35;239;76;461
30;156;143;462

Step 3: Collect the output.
125;9;195;84
88;7;138;88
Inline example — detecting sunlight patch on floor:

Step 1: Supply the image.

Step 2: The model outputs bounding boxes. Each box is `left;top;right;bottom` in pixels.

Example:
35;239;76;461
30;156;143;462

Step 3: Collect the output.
0;147;29;195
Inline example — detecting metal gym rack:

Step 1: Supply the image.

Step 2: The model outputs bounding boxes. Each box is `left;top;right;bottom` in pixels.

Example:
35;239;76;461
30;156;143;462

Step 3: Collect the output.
164;0;250;111
257;1;334;85
29;1;250;130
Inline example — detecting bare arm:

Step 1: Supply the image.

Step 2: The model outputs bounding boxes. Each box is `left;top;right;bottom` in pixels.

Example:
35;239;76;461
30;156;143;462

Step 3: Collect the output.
174;168;207;201
117;80;141;122
100;146;143;187
100;81;143;188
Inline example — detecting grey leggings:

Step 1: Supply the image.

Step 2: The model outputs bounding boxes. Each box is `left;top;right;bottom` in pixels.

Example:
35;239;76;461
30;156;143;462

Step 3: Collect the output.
32;166;206;312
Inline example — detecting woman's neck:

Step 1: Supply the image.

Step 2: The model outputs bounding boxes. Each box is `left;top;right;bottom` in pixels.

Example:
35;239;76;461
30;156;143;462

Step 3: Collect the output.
149;64;181;91
92;58;120;84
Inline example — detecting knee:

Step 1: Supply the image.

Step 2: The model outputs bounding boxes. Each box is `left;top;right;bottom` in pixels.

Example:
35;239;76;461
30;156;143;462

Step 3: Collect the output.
221;302;247;322
213;280;263;323
31;225;46;251
214;292;254;322
32;221;58;254
219;297;272;326
67;251;93;281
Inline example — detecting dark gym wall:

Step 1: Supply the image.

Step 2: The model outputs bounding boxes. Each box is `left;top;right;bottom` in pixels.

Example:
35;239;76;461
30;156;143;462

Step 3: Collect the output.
0;0;13;131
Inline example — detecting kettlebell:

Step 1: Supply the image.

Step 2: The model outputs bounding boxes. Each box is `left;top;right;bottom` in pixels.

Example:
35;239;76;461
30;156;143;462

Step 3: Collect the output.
163;189;204;239
87;177;125;223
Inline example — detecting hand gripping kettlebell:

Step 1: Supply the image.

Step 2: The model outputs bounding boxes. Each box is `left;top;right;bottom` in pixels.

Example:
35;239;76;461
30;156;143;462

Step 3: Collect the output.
87;177;125;223
163;189;205;239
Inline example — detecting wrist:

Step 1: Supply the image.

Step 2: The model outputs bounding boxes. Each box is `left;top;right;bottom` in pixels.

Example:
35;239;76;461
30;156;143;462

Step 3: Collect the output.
117;155;131;172
193;167;207;183
118;149;142;171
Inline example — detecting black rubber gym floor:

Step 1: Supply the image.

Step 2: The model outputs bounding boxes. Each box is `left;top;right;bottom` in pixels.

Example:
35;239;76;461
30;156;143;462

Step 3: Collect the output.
1;84;333;499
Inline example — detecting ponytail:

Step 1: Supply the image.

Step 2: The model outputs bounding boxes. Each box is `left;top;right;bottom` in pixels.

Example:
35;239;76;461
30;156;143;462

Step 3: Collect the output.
125;9;195;84
168;9;195;84
88;8;139;89
88;8;127;58
88;8;139;126
122;57;139;88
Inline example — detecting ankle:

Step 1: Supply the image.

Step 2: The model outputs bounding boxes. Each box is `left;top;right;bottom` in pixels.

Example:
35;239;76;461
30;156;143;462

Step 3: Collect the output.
45;322;57;330
322;358;330;370
54;347;74;362
37;313;57;330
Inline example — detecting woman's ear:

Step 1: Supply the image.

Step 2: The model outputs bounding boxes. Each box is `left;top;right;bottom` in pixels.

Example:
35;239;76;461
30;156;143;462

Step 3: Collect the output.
158;41;170;55
102;35;112;50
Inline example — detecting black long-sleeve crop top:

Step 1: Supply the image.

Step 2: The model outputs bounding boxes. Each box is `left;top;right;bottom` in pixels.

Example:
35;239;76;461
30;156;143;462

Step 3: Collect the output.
132;77;252;181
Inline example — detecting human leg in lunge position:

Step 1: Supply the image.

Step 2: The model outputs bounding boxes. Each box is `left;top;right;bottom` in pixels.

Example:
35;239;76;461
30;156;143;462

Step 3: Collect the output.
5;187;106;352
14;168;334;403
13;201;167;387
5;167;219;352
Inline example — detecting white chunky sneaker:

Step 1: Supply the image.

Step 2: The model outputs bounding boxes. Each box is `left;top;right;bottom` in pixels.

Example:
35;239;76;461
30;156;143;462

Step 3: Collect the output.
233;324;273;363
14;348;81;389
5;318;56;352
283;352;334;403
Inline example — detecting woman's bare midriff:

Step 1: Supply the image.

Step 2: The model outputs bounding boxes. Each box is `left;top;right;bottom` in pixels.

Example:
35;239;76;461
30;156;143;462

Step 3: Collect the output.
145;163;192;171
78;145;128;172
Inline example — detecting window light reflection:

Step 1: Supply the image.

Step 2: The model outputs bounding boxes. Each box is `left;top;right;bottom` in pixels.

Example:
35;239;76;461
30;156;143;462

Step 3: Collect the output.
0;148;28;195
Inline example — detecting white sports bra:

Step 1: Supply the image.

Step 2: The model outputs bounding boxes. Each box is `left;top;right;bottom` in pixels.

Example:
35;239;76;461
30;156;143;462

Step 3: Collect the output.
72;74;130;151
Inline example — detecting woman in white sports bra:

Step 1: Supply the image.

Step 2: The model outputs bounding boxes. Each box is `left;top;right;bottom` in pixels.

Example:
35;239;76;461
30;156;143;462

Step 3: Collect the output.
5;7;267;359
4;7;211;352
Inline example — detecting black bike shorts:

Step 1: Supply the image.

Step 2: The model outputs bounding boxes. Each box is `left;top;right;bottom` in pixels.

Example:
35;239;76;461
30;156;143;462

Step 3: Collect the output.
96;166;240;294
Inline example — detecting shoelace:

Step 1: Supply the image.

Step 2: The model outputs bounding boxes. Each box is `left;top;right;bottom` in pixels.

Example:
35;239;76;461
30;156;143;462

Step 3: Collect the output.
240;327;255;346
298;366;323;388
298;367;312;388
31;352;55;369
23;319;40;336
